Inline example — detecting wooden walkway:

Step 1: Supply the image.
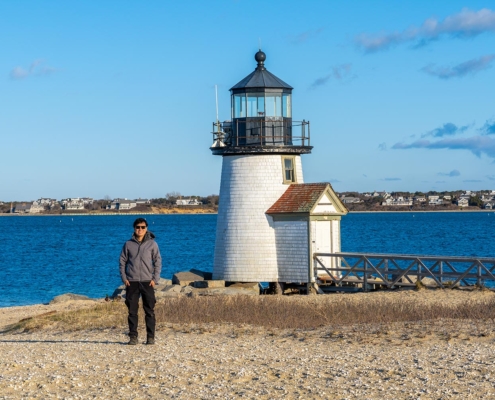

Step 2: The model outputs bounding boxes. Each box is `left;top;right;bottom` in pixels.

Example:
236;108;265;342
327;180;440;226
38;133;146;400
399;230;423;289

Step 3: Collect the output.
313;252;495;292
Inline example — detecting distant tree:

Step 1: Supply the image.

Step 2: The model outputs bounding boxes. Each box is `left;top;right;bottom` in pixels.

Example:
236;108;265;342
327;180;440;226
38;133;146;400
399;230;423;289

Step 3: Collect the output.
165;192;181;205
201;195;219;206
469;195;482;208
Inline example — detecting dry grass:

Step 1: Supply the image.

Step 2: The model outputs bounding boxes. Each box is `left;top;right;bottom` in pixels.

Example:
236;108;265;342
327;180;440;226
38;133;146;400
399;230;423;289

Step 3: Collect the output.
8;290;495;333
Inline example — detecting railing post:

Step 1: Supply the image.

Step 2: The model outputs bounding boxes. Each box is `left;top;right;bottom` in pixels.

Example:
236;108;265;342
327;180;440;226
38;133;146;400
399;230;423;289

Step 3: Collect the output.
417;259;421;285
477;261;482;287
236;120;239;146
308;121;310;147
302;120;305;145
363;258;368;292
439;261;443;284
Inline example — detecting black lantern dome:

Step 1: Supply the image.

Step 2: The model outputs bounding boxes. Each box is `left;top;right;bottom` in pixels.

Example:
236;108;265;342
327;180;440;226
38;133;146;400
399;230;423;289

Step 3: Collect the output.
211;51;311;155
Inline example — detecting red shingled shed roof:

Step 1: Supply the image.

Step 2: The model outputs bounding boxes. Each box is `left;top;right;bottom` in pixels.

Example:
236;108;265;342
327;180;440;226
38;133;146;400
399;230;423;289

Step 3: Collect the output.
266;183;341;214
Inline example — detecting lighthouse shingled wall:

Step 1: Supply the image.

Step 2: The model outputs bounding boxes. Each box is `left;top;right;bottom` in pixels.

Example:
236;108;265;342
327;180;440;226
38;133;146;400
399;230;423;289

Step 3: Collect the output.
213;154;304;282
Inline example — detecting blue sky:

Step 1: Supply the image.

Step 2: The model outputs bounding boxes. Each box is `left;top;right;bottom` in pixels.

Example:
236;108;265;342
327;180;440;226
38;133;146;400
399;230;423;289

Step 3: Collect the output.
1;1;494;201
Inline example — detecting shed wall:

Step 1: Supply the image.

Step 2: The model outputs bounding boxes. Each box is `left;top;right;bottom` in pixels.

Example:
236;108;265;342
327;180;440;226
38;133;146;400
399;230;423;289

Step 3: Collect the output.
274;220;309;282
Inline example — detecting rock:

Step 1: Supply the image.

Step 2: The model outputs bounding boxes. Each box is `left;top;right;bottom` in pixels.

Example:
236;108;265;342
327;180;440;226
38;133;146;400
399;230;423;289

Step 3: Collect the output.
228;282;260;293
50;293;91;304
161;284;182;293
194;280;225;289
173;271;205;286
154;279;172;290
181;286;195;294
172;269;212;285
190;269;213;280
155;290;182;299
111;288;126;299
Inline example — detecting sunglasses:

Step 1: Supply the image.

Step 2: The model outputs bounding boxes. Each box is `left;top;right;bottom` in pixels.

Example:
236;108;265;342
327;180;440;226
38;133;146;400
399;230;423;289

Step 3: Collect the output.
135;225;147;230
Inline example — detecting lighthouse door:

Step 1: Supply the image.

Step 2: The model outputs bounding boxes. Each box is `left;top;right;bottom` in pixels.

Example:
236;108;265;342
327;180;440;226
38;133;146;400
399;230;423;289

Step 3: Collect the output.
314;220;337;278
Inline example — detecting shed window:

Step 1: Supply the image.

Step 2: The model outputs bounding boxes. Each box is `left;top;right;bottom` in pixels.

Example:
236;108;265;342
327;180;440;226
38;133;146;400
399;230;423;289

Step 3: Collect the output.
282;156;296;184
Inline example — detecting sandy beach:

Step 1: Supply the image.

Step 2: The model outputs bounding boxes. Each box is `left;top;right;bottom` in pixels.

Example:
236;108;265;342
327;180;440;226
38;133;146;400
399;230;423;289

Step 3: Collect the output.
1;292;495;399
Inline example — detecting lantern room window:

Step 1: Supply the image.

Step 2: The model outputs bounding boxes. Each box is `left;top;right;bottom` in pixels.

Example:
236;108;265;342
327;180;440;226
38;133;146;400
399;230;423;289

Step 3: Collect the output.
247;93;265;117
282;93;291;117
234;94;246;118
265;93;282;117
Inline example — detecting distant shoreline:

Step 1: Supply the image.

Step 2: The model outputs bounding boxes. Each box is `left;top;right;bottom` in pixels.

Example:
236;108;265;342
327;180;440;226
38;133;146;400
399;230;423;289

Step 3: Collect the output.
348;209;495;213
1;209;493;216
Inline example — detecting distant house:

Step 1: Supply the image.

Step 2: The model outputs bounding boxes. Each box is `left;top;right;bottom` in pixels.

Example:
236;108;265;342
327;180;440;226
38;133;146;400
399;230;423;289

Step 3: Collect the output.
30;202;45;214
106;198;137;210
13;202;44;214
457;198;469;207
484;203;493;210
118;200;137;210
176;198;201;206
38;198;57;206
14;203;31;213
135;198;150;205
413;197;426;203
382;196;412;206
64;199;85;210
428;196;443;206
341;197;361;204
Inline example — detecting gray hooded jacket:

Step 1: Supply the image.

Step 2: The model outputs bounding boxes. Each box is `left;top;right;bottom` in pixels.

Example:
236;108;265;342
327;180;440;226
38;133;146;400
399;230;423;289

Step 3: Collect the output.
119;231;162;284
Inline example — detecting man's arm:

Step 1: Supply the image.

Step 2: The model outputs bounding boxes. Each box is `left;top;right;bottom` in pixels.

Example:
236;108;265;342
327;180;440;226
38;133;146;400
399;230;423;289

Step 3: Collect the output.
119;243;129;285
151;243;162;285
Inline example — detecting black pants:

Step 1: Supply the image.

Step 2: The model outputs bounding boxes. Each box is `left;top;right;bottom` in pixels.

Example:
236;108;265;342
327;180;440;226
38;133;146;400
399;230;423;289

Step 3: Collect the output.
125;281;156;339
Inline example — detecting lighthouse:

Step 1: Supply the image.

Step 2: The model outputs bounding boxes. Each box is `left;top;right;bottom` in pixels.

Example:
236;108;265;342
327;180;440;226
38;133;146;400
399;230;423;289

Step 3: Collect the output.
211;50;347;291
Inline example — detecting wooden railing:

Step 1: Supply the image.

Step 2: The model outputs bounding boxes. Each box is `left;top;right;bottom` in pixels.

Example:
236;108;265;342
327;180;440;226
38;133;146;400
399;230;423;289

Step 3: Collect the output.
313;252;495;292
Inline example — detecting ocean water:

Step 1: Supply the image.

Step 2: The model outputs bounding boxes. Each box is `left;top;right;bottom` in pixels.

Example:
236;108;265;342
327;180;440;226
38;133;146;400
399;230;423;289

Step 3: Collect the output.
0;212;493;307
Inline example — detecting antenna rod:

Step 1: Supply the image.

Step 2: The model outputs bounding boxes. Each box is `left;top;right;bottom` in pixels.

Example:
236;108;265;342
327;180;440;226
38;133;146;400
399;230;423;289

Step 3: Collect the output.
215;85;219;129
258;37;262;50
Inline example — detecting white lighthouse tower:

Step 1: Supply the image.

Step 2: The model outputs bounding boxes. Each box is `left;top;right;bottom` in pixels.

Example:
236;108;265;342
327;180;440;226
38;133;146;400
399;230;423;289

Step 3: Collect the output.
211;50;346;291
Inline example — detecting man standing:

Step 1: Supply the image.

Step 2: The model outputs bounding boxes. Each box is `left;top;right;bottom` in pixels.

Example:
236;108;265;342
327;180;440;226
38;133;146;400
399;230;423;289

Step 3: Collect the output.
119;218;162;345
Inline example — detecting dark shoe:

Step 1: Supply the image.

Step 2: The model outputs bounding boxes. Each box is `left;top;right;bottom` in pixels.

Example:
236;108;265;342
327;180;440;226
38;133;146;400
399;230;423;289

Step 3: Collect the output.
128;336;138;345
146;337;155;345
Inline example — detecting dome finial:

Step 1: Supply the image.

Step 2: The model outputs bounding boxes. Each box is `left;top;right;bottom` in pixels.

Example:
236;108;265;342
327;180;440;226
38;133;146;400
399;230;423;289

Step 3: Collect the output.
255;50;266;70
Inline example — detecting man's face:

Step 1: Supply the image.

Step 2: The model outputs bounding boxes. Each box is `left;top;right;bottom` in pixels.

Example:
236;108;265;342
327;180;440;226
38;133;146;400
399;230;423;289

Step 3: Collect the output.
134;223;147;239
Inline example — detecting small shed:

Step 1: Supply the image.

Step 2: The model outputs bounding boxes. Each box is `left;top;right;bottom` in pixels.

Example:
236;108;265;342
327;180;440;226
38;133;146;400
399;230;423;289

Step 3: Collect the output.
266;183;348;286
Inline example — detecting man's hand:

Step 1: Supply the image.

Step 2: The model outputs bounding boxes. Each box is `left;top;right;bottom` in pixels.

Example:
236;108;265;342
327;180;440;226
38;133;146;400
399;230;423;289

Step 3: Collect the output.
149;281;155;288
125;280;130;287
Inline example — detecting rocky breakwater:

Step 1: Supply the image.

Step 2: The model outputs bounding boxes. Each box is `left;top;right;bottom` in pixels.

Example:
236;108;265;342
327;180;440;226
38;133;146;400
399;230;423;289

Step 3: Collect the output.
111;269;260;300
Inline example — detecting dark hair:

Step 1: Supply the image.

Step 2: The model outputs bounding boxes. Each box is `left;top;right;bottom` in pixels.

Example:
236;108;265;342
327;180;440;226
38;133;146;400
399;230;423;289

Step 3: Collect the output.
133;218;148;228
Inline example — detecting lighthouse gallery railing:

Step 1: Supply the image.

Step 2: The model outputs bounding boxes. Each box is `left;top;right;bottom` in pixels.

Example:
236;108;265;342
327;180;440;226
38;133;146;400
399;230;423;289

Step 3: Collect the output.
313;252;495;291
212;119;310;147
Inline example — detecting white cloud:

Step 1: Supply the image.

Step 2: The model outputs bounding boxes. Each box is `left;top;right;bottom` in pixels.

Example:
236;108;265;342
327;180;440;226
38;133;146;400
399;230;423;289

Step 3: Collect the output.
310;64;354;89
355;8;495;52
422;55;495;79
9;59;58;80
10;67;29;80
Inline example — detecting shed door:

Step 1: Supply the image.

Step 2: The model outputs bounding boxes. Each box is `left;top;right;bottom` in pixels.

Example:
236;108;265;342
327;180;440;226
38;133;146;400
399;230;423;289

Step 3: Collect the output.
314;220;337;277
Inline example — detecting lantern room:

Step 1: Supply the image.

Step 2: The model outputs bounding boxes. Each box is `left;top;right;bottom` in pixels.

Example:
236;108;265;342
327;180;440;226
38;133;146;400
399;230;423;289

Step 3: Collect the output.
211;50;311;151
